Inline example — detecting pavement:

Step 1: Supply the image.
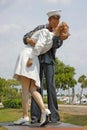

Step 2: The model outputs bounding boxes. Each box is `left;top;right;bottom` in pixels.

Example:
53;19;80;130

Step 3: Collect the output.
0;122;84;130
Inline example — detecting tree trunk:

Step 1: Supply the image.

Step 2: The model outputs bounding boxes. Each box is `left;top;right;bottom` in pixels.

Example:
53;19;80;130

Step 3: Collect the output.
68;87;70;103
79;87;83;104
72;87;75;104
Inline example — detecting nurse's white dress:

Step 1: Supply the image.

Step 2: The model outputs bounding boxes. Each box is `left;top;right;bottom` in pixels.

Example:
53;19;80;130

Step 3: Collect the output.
13;29;53;88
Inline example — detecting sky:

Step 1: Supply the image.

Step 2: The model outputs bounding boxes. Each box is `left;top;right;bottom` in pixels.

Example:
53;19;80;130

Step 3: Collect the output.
0;0;87;92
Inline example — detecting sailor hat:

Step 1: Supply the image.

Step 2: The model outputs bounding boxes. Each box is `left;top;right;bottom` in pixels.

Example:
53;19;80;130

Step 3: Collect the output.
47;10;61;18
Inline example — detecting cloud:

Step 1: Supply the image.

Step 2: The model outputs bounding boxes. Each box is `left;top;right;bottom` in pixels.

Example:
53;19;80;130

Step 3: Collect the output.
60;0;72;5
46;0;58;3
45;0;72;5
0;0;15;12
72;29;87;39
0;24;21;34
0;0;32;13
0;0;12;6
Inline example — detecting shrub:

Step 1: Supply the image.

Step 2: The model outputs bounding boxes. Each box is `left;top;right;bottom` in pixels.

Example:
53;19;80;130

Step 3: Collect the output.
3;99;22;108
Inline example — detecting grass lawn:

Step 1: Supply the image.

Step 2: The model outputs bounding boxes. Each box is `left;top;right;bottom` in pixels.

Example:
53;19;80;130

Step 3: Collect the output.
0;127;6;130
0;108;23;130
0;108;87;130
60;112;87;126
0;108;23;122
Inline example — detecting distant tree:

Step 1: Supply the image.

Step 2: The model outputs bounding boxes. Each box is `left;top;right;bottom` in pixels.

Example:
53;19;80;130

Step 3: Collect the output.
78;74;87;103
55;58;65;89
7;79;20;86
0;77;6;101
0;77;21;101
6;79;21;99
55;58;77;103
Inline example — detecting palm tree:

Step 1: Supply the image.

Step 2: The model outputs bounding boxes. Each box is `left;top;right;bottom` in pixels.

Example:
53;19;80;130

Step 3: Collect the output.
78;75;87;103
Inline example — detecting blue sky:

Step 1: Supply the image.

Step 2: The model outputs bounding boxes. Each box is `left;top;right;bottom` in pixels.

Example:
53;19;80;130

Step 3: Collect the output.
0;0;87;85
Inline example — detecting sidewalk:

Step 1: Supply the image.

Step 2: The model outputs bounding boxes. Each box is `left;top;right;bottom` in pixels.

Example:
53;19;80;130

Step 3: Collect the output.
0;122;84;130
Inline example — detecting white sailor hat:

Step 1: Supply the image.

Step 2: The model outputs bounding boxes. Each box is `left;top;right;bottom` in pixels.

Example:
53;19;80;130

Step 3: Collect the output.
47;10;61;18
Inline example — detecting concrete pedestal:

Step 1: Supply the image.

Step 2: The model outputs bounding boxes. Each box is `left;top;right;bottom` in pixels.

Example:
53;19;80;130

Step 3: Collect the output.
0;122;84;130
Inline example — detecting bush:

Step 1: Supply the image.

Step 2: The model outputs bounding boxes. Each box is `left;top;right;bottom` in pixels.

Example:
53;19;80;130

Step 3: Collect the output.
3;99;22;108
43;96;47;104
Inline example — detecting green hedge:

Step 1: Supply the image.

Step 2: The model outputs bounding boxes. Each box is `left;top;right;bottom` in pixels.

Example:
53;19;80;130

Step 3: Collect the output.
3;99;22;108
2;97;63;109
